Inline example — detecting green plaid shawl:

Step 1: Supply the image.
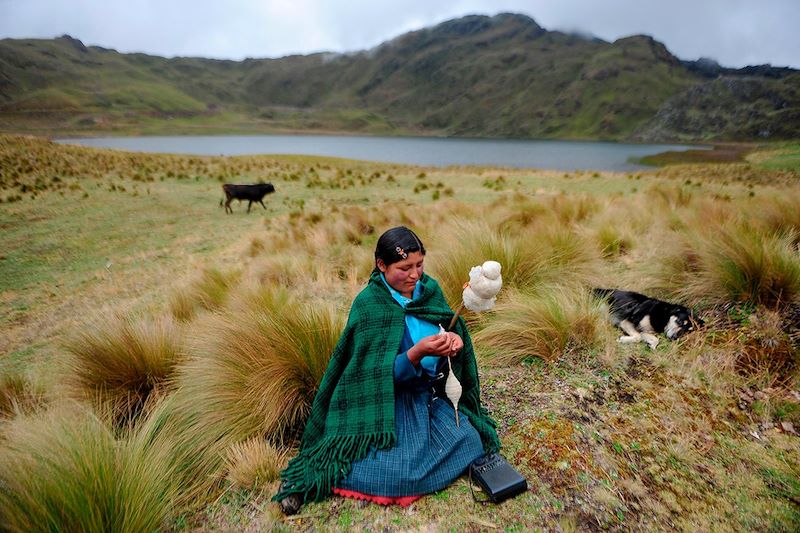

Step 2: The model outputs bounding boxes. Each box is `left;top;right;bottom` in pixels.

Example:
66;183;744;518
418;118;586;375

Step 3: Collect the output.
274;271;500;504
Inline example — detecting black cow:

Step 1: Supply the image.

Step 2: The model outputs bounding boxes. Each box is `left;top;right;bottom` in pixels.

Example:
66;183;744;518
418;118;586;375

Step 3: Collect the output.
220;183;276;214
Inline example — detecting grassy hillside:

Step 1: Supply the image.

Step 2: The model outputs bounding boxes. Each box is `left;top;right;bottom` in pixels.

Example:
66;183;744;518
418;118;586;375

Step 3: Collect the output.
1;135;799;531
635;73;800;141
1;15;798;141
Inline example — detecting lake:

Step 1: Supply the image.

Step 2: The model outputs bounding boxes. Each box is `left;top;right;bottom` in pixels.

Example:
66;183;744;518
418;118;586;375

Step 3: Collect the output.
57;135;704;172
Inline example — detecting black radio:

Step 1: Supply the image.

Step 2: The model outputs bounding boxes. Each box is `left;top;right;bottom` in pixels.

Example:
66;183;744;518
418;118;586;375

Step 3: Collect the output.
468;453;527;504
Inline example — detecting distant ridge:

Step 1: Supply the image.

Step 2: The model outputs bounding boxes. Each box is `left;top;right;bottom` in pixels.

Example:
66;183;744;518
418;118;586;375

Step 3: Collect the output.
1;13;798;141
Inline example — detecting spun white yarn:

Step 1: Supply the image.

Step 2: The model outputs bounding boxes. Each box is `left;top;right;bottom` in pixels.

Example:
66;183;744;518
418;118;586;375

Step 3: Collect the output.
439;324;462;426
445;370;462;425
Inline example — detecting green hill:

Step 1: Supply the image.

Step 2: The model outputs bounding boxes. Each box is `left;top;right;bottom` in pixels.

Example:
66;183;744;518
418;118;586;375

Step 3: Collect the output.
1;14;798;141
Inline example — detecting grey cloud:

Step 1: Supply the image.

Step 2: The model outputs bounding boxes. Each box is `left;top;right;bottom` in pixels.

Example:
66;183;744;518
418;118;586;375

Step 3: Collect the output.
0;0;797;67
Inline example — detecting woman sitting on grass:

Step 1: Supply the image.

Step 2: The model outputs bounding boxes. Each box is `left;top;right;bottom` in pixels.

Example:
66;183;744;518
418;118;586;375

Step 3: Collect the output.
275;226;500;514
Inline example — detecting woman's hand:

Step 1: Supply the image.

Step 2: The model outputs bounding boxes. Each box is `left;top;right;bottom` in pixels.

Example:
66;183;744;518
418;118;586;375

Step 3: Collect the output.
407;332;463;365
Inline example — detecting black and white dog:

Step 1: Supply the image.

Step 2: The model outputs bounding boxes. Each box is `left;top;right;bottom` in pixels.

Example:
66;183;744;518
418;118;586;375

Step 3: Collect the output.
592;288;703;349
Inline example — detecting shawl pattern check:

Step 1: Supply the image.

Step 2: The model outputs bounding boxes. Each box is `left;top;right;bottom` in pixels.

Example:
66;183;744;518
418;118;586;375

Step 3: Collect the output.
275;271;500;504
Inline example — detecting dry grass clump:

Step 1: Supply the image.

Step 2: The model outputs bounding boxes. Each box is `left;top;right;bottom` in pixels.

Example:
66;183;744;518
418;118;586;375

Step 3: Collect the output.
626;232;701;298
646;182;695;211
224;437;291;490
0;404;178;533
251;253;311;290
593;223;634;258
636;216;800;309
474;286;606;365
178;288;344;443
306;243;373;298
246;236;266;257
750;189;800;241
494;194;551;233
546;194;601;225
684;225;800;308
169;267;240;321
116;394;232;515
62;312;184;426
429;218;600;306
251;226;373;301
0;372;46;420
300;222;374;282
736;309;799;387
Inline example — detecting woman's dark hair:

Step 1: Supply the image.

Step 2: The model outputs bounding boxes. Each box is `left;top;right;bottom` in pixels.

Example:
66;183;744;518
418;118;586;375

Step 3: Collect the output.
374;226;426;269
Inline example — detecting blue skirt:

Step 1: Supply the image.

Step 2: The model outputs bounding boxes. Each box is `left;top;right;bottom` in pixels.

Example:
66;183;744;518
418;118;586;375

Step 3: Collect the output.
336;389;486;497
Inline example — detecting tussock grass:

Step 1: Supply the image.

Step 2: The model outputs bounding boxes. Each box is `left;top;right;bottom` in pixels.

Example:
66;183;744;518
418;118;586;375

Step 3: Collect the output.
224;438;291;490
546;193;601;225
169;267;240;321
0;371;46;420
0;404;178;533
178;287;344;443
129;290;345;511
630;202;800;308
250;229;373;301
494;194;551;233
62;312;184;426
429;218;601;306
593;223;634;258
629;231;703;299
120;394;238;514
646;182;694;210
736;309;799;387
298;220;375;289
751;189;800;241
474;286;606;364
684;225;800;307
251;253;311;290
247;236;266;257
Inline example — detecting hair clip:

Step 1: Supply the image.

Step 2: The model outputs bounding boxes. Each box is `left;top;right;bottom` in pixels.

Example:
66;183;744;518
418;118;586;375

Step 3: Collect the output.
395;246;407;259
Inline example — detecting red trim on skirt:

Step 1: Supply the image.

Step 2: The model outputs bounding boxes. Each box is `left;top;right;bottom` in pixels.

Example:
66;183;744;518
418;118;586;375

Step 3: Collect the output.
332;487;421;507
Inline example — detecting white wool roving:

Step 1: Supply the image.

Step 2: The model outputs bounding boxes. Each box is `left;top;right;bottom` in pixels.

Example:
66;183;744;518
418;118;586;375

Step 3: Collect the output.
462;260;503;312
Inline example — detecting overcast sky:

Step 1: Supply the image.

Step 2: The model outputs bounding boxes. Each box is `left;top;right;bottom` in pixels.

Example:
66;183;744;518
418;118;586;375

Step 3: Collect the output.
1;0;798;68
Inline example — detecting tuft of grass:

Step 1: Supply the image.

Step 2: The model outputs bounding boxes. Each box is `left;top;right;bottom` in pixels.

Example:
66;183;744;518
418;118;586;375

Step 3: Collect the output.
546;194;601;225
62;312;184;426
247;236;266;257
646;182;694;210
0;371;46;420
496;199;549;233
640;217;800;309
178;287;345;443
124;394;232;515
429;219;600;307
224;438;291;490
736;309;799;387
169;267;240;322
687;225;800;308
0;404;178;533
750;189;800;242
474;286;606;364
594;223;634;258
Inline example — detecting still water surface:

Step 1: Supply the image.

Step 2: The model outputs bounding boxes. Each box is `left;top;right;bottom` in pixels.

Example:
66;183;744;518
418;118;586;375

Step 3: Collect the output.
58;135;703;172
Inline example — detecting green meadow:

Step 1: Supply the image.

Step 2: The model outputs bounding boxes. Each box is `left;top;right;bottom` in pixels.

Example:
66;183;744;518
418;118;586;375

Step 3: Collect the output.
1;134;799;531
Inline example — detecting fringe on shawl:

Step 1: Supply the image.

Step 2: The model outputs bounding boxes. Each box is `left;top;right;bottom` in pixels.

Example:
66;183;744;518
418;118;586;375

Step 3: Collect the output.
273;431;395;504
